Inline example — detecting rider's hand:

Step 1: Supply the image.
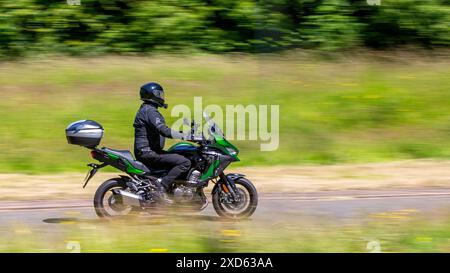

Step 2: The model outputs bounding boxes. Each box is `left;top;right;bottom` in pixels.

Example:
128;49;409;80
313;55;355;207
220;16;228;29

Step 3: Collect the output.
180;132;192;141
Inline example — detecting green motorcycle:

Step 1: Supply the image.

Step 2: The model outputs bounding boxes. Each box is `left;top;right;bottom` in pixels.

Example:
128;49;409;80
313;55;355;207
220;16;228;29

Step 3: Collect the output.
66;112;258;219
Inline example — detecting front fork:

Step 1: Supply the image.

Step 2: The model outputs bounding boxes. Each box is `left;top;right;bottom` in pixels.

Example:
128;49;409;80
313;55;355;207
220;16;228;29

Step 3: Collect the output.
213;173;244;202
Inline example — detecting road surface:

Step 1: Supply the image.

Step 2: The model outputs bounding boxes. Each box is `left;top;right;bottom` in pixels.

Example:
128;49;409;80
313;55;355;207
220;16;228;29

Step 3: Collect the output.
1;188;449;229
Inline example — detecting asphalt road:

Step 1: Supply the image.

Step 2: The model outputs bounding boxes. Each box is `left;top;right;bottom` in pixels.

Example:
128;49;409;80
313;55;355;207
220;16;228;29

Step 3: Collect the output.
1;188;449;229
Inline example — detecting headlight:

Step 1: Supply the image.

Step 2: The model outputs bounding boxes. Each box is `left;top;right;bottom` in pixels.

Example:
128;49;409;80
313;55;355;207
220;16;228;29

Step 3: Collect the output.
226;147;238;156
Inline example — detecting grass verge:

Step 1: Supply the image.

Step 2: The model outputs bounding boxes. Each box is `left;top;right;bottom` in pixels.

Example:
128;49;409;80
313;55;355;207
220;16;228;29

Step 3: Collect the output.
0;54;449;173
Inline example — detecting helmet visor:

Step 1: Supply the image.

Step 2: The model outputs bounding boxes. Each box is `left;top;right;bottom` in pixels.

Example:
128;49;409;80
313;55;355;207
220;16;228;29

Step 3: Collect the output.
155;89;165;101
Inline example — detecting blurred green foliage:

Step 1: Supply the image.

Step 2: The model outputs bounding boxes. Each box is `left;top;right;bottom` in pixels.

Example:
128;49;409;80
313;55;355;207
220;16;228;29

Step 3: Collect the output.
0;0;449;57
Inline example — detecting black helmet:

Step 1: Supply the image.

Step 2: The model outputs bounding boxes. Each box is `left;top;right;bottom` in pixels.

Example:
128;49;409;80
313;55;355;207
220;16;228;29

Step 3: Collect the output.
140;82;167;108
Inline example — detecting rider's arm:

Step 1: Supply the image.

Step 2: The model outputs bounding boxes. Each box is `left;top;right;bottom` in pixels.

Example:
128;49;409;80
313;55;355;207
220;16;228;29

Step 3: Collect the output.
148;109;185;139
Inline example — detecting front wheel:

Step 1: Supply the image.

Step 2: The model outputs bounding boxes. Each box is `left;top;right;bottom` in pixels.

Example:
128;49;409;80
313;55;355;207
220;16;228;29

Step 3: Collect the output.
212;177;258;219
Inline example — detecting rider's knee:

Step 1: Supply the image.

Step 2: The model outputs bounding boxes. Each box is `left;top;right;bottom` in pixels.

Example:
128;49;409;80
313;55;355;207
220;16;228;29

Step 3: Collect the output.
180;158;191;170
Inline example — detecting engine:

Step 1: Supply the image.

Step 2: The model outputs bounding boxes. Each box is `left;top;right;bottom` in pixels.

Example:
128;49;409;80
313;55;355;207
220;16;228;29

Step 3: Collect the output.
173;185;195;202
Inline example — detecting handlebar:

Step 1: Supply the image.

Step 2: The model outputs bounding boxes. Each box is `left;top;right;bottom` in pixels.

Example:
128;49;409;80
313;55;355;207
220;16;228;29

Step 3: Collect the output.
186;132;207;143
182;118;204;142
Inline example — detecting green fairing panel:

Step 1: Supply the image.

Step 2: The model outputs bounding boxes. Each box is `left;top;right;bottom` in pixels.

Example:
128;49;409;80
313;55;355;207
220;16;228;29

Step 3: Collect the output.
212;134;240;161
126;162;145;174
200;160;220;181
107;153;119;159
107;153;145;174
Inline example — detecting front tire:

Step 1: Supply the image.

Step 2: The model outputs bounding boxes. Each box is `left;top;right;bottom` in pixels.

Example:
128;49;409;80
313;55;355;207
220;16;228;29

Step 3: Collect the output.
94;178;133;218
212;177;258;219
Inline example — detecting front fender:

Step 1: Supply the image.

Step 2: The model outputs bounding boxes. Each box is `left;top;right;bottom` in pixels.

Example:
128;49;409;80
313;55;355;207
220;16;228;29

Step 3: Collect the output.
226;173;246;181
212;173;246;195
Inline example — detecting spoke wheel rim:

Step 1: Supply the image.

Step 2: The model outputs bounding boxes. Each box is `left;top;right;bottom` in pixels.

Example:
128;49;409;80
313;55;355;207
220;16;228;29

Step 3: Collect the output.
102;187;132;216
221;186;250;215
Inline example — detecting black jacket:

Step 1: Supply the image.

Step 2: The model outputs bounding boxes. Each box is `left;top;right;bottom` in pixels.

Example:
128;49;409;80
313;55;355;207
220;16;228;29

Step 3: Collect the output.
133;102;183;158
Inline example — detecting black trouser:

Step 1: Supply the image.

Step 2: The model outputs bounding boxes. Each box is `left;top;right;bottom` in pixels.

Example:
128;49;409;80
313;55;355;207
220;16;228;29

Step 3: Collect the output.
138;152;191;188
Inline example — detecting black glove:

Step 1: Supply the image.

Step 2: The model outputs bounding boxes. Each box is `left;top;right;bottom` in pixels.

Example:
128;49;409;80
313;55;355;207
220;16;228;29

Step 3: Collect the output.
171;130;192;140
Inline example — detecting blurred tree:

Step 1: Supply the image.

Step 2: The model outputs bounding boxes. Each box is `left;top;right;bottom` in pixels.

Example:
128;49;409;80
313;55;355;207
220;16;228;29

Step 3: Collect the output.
112;1;204;52
0;0;42;57
300;0;362;50
356;0;450;48
0;0;448;57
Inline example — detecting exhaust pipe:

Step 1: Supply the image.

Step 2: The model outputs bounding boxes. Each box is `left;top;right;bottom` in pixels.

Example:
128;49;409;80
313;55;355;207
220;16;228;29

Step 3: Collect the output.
111;189;143;207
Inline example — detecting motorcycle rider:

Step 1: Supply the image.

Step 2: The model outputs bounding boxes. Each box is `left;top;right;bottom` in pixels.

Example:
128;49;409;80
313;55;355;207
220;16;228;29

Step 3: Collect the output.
134;82;191;203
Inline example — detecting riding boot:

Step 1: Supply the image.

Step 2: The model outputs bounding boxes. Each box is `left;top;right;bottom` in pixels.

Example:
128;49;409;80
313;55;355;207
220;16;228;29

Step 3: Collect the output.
155;178;174;204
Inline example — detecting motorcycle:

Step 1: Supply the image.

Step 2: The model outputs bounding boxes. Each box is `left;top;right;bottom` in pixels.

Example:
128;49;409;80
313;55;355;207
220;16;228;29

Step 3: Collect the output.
65;112;258;219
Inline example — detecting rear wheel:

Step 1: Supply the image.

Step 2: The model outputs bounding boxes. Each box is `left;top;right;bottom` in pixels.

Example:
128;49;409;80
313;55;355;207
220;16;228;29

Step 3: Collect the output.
94;178;134;218
212;178;258;219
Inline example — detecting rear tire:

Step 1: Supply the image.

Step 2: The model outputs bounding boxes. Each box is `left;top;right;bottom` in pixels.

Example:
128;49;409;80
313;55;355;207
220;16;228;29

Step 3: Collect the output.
94;178;132;218
212;178;258;219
